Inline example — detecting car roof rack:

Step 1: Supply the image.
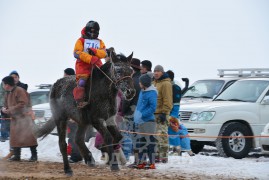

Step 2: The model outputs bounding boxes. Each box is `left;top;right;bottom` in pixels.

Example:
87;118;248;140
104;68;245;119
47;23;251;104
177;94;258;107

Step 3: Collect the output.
217;68;269;77
35;84;52;89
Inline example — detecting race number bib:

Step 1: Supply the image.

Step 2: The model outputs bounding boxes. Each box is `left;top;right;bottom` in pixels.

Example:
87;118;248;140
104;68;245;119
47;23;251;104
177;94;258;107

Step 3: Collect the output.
84;39;100;52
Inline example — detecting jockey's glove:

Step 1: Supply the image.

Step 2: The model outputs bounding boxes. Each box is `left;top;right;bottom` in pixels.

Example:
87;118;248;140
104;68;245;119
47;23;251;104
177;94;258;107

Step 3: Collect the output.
88;48;97;55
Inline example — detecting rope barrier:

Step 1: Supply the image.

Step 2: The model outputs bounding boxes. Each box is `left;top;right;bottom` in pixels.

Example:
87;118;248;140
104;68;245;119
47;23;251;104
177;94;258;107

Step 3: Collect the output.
0;118;12;120
119;130;269;139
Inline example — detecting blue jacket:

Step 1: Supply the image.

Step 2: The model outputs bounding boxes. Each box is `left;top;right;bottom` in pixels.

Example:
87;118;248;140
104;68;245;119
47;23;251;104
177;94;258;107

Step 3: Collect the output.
134;85;157;125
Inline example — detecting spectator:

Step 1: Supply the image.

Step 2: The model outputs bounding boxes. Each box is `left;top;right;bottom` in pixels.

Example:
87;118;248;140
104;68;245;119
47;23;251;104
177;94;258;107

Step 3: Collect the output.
73;20;106;108
168;117;194;156
122;58;141;162
9;70;28;91
166;70;189;118
2;71;29;159
64;68;75;77
63;68;83;163
153;65;173;163
133;73;157;169
140;60;152;75
1;76;38;162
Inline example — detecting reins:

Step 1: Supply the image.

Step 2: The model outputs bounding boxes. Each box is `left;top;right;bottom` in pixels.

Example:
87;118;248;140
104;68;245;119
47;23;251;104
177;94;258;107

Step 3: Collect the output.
86;64;132;105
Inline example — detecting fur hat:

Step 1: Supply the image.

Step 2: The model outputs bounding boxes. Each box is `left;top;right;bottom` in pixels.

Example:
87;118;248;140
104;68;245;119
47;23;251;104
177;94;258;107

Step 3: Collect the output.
139;73;152;88
131;58;141;70
154;65;164;72
9;70;19;77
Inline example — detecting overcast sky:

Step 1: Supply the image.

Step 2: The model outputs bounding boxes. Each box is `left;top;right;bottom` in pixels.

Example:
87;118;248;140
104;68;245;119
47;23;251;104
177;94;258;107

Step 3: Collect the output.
0;0;268;89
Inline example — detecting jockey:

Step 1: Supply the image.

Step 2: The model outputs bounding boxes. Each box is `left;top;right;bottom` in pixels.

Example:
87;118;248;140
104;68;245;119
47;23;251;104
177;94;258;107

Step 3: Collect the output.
73;20;106;108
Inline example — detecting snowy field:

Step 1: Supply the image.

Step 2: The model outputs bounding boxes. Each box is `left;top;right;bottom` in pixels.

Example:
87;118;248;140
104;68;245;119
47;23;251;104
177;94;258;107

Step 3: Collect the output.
0;134;268;180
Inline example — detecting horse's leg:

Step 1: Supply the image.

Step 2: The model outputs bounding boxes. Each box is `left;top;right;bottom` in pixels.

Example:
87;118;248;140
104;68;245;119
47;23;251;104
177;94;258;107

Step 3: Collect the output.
56;118;72;176
107;125;123;145
93;122;119;171
106;115;123;144
75;124;95;167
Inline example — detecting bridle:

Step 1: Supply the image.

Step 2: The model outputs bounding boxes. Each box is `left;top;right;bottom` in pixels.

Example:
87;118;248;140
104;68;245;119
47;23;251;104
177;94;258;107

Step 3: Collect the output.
95;63;132;88
86;63;132;104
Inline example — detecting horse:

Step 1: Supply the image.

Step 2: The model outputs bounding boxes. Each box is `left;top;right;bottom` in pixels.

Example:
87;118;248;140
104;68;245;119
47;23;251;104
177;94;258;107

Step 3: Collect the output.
36;50;136;176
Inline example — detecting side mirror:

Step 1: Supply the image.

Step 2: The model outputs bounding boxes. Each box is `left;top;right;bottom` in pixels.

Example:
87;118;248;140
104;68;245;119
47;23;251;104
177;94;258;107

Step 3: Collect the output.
261;96;269;105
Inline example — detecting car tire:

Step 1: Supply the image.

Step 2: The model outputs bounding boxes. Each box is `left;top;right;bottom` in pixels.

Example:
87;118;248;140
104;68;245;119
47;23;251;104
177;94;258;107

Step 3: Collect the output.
191;141;204;154
216;122;252;159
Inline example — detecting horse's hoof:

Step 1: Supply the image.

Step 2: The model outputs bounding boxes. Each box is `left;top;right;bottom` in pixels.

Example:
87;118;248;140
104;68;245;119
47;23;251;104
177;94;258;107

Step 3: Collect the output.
111;164;120;171
65;169;73;176
86;160;95;167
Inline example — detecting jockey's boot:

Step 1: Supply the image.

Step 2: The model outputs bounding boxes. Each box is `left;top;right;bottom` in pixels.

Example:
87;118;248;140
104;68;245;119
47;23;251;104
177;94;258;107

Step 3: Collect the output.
29;145;38;162
8;147;21;161
73;86;88;108
2;150;14;160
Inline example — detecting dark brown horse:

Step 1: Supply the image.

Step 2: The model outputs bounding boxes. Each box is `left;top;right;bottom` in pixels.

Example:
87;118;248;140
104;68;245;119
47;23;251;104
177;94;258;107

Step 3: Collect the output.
36;50;135;176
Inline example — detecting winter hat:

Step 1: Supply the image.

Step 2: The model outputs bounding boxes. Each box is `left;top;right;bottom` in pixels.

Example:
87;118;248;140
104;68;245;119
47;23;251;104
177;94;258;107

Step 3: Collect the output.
154;65;164;72
9;70;19;77
139;73;152;88
64;68;75;75
130;58;141;70
141;60;152;71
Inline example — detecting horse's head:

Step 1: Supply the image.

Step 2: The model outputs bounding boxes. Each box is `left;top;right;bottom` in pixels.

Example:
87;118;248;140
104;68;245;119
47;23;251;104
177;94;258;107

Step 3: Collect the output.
110;50;136;101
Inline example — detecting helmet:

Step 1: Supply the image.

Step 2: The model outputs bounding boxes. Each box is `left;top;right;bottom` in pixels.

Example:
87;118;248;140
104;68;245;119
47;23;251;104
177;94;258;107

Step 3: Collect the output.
85;21;100;39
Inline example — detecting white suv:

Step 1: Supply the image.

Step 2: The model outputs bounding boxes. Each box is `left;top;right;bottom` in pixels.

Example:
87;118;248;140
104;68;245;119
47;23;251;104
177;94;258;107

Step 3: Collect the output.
182;68;269;105
180;78;269;159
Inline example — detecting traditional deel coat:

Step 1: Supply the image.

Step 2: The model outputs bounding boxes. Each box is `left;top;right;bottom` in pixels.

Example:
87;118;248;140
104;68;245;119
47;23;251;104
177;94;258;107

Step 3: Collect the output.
74;27;106;77
4;86;37;147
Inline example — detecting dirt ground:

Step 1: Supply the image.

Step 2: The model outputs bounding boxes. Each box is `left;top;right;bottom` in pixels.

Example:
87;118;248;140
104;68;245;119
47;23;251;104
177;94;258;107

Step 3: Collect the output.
0;160;223;180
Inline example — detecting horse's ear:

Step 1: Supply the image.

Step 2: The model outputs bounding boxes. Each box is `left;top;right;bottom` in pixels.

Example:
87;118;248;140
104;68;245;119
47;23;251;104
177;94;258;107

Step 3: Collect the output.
110;49;119;63
126;52;133;64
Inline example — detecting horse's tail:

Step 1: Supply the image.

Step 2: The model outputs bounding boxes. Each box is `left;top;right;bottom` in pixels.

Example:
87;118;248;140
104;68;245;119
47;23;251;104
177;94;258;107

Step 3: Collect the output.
34;117;56;140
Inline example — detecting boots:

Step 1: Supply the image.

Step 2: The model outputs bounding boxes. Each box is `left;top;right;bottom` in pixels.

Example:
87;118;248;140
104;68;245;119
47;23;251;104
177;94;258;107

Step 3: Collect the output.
29;146;38;162
8;147;21;161
73;87;88;108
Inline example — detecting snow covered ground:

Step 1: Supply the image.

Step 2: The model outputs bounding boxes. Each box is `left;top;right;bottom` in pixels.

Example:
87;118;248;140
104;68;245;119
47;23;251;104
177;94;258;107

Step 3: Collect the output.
0;134;268;180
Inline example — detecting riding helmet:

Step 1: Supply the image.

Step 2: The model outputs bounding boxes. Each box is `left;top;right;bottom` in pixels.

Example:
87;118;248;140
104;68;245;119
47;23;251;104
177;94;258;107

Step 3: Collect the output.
85;21;100;39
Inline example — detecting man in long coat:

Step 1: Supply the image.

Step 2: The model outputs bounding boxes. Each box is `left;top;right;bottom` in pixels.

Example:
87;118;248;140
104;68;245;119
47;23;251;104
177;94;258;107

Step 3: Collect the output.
1;76;37;161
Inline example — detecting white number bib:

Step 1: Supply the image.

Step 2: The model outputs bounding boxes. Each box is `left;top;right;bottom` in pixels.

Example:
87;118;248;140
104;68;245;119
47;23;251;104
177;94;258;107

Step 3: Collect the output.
84;39;101;52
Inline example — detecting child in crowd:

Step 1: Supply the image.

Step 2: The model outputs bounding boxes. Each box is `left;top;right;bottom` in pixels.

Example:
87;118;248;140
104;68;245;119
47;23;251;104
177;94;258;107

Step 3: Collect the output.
133;73;157;169
168;117;194;156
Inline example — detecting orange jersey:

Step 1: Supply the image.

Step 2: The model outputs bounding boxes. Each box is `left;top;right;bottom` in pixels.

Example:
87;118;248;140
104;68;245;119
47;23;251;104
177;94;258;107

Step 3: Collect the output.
74;28;106;76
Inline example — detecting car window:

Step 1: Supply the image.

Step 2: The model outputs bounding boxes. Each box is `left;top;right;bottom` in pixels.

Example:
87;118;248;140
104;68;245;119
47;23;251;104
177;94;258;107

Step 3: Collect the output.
30;91;50;106
183;80;225;98
215;80;269;102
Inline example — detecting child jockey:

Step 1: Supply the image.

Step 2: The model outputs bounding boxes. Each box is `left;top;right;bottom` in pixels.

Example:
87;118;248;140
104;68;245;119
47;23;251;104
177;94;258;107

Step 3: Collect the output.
73;20;106;108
